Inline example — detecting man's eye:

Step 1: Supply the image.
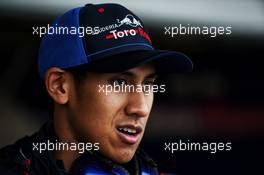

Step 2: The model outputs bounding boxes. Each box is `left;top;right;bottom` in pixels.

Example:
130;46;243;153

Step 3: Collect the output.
112;79;127;86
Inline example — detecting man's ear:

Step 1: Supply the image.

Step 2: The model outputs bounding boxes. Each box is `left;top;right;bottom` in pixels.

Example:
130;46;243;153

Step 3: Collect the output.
44;67;71;104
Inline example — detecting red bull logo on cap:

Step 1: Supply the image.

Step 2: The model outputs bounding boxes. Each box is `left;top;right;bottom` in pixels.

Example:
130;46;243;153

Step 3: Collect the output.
117;14;143;28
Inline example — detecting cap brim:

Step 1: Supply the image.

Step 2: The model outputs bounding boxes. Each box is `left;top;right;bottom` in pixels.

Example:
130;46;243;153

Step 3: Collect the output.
73;50;193;73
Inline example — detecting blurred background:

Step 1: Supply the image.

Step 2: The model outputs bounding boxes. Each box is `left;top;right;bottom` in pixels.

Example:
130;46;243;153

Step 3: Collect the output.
0;0;263;174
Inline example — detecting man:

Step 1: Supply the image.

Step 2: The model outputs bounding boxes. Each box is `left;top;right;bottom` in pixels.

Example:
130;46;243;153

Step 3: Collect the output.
0;3;192;175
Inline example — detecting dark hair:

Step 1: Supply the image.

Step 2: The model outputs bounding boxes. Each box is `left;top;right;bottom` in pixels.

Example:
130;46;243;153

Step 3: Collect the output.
64;66;91;85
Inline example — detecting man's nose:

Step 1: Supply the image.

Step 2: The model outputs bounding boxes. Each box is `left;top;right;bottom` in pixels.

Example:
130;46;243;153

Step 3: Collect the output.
125;92;150;118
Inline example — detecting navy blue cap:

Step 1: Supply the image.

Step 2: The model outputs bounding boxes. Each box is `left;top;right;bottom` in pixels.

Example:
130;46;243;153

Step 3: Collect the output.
38;3;193;78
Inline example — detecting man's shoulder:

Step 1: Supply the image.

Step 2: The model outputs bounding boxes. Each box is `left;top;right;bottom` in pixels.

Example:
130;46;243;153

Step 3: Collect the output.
0;136;31;175
0;122;54;175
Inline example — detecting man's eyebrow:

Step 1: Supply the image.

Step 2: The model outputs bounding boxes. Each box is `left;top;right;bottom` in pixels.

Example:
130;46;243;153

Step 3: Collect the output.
118;71;157;79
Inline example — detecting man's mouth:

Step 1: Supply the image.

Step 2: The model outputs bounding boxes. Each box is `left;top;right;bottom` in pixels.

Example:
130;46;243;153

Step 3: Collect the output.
116;125;142;144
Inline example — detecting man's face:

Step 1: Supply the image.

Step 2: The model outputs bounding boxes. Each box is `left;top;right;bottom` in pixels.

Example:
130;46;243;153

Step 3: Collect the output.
67;64;156;163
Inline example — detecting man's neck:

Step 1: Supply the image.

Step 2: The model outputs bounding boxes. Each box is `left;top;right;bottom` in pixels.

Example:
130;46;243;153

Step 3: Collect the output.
53;150;80;172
